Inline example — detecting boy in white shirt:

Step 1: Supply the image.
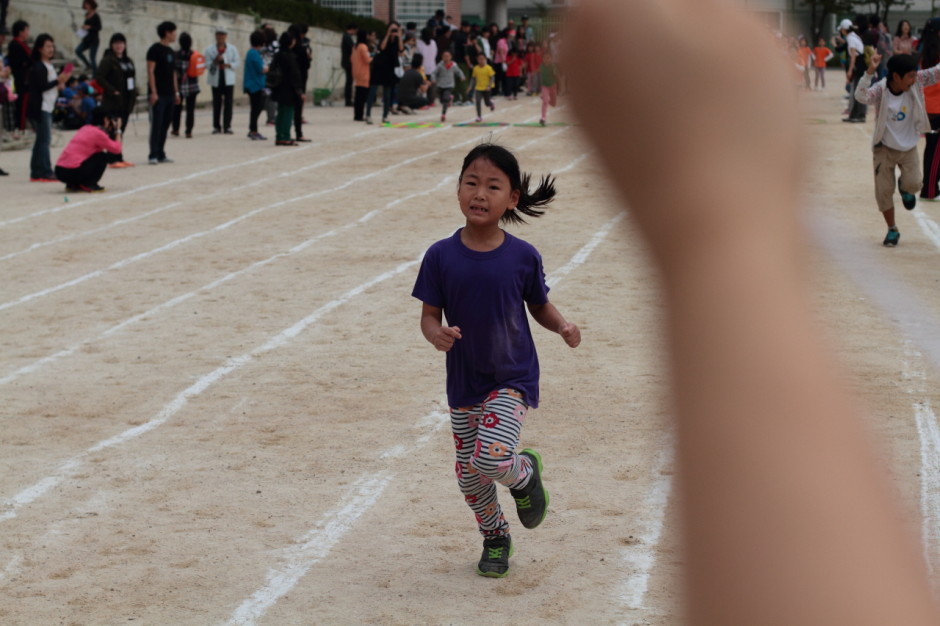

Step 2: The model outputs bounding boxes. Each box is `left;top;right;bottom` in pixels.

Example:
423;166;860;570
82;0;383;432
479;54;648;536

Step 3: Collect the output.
856;52;940;245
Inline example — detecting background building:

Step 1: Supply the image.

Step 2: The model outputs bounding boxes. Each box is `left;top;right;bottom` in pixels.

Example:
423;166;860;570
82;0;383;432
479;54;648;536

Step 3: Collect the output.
738;0;940;38
317;0;567;27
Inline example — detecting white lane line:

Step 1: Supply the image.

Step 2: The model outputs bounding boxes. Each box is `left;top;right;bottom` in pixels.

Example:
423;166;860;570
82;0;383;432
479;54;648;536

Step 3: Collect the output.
0;143;317;229
0;257;422;523
223;176;611;625
915;211;940;251
0;113;535;313
618;435;675;612
0;554;22;583
227;473;394;626
227;410;449;626
547;211;625;288
903;342;940;579
813;212;940;579
914;399;940;579
0;177;455;386
813;212;940;386
1;118;583;622
0;128;440;263
2;102;534;230
0;120;561;382
0;100;529;257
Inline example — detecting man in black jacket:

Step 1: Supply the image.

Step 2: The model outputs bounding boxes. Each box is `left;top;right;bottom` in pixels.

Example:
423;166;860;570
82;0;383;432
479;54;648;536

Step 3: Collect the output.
290;24;312;141
7;20;30;130
341;23;356;107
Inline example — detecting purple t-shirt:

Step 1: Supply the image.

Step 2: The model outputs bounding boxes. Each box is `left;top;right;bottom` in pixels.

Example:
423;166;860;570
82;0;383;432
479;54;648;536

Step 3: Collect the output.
412;229;550;408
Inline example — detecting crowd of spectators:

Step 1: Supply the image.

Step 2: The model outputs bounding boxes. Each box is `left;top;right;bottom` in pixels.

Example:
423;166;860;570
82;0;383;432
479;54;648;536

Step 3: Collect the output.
343;11;560;125
0;3;562;183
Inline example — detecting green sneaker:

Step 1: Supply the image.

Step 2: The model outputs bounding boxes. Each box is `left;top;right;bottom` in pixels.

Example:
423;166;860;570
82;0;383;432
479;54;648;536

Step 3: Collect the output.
477;535;514;577
510;449;549;529
883;228;900;247
899;179;917;210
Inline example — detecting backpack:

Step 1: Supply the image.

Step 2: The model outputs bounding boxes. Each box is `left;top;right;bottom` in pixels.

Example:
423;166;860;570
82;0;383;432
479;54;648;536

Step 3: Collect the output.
187;51;206;78
266;56;282;88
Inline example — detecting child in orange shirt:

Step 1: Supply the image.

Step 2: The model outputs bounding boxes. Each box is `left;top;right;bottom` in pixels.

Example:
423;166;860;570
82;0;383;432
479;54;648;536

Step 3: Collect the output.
813;37;834;90
797;36;813;90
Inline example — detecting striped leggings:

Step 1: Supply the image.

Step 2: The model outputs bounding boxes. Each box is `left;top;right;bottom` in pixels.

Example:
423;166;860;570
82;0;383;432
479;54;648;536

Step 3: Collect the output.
451;388;534;538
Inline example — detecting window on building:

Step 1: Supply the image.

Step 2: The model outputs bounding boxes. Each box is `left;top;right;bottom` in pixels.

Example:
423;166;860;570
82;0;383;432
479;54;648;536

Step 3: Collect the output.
319;0;374;18
396;0;445;24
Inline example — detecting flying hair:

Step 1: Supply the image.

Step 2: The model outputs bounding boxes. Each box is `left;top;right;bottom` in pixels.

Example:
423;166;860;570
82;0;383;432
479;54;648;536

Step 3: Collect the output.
459;143;557;225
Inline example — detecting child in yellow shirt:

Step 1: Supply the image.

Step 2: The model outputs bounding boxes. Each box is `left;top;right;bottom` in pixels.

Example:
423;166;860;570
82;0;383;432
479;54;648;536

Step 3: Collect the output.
471;53;496;122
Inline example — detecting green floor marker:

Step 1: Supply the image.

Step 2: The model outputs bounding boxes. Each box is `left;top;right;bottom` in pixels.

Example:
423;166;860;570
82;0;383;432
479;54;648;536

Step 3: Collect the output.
383;122;445;128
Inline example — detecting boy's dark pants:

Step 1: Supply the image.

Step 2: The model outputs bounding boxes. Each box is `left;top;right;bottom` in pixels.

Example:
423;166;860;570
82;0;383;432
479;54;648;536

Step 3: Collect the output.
922;114;940;199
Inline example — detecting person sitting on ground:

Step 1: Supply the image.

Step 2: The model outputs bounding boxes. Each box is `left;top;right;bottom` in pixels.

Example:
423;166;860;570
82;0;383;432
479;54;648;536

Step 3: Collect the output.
60;80;98;129
54;107;122;192
398;52;430;113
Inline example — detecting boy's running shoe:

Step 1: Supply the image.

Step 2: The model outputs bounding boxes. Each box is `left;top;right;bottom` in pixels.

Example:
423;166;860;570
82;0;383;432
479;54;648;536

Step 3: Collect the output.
899;180;917;210
884;228;900;247
510;449;549;529
477;535;514;578
78;184;105;193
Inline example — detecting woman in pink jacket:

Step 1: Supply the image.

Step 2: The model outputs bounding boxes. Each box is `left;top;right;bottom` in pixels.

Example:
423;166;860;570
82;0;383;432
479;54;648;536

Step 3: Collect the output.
493;30;509;96
55;108;123;192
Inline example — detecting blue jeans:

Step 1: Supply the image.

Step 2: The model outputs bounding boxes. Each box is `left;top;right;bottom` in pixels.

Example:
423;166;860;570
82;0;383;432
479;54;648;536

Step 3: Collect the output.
29;111;53;179
149;95;174;160
75;38;98;72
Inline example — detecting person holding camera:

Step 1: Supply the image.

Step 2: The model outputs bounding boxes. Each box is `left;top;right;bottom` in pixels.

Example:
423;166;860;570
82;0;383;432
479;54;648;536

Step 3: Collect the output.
54;107;123;192
96;32;138;167
370;22;403;124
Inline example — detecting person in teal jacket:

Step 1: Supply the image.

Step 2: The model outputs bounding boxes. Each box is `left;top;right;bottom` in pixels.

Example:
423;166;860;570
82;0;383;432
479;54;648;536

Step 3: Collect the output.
244;30;268;140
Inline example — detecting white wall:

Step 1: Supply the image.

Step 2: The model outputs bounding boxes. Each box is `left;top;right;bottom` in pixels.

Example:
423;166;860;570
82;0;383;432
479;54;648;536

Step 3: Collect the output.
7;0;346;100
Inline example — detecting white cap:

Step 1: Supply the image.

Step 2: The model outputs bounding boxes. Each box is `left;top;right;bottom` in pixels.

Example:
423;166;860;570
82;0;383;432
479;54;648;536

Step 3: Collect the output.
838;19;854;32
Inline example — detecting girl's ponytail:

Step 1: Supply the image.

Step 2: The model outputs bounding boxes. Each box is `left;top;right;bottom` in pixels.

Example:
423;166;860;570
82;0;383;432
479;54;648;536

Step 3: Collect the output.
504;173;556;224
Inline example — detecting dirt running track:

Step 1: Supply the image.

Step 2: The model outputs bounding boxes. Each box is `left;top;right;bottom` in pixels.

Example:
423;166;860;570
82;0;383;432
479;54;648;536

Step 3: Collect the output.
2;77;940;625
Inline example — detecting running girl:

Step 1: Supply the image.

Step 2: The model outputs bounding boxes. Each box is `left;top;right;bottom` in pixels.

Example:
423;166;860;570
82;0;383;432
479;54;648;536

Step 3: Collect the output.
412;143;581;578
470;52;495;122
431;50;465;123
539;50;559;126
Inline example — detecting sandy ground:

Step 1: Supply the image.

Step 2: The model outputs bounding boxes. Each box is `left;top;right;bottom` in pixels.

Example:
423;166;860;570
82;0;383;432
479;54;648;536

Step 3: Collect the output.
2;74;940;625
